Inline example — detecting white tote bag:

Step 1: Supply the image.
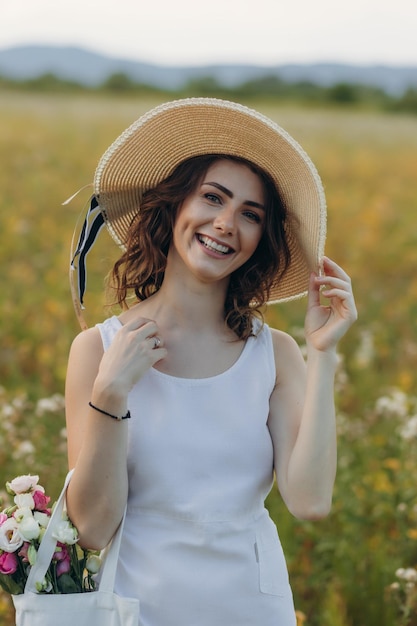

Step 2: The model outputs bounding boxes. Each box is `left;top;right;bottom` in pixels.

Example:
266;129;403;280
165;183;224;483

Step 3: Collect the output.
13;472;140;626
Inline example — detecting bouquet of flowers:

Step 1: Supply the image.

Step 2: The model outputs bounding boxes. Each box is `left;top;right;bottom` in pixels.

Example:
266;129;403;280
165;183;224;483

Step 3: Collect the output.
0;474;101;595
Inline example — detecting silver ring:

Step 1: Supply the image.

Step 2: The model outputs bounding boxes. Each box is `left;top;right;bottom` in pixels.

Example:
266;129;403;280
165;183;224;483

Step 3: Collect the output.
153;336;161;349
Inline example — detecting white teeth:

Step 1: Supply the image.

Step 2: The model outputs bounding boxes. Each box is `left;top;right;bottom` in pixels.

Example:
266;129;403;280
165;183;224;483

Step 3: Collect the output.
198;235;231;254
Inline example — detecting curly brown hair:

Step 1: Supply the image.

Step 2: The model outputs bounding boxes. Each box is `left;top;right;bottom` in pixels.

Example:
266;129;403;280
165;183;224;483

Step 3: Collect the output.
109;154;291;339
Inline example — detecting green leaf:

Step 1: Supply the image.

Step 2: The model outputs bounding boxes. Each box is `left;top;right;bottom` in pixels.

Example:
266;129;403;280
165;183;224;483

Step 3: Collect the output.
57;573;81;594
0;572;24;595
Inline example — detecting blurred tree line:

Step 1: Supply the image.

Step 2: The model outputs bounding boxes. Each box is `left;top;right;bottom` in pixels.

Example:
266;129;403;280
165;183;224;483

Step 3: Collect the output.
1;71;416;113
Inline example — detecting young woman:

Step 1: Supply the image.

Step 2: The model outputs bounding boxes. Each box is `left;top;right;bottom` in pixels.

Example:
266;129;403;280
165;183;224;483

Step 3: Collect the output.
65;98;357;625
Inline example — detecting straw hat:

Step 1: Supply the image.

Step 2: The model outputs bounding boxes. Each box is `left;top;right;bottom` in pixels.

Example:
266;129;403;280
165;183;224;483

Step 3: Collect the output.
76;98;326;311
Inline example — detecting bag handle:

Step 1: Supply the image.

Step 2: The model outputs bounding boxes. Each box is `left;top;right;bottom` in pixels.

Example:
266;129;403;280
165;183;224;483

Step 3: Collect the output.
25;470;125;594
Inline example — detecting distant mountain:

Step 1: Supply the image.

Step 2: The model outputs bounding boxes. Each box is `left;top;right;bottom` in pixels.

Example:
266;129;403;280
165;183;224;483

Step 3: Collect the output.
0;45;416;95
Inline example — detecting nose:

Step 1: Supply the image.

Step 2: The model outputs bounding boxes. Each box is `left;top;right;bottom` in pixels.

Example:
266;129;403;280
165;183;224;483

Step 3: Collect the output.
213;206;236;235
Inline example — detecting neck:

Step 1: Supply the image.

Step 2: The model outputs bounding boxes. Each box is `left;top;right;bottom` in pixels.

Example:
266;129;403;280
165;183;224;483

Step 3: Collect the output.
149;261;230;333
158;282;227;333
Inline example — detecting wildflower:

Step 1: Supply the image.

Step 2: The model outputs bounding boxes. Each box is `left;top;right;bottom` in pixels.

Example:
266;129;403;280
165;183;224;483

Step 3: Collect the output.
404;569;417;582
1;405;15;419
399;415;417;440
354;329;375;367
35;394;65;416
12;440;36;460
375;389;409;419
396;567;417;582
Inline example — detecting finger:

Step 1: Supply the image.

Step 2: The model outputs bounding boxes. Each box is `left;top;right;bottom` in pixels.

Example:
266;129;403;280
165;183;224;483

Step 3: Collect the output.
124;317;156;332
315;276;351;292
320;288;358;319
307;272;321;308
320;287;354;301
148;335;164;350
148;337;168;366
321;256;351;282
123;319;160;344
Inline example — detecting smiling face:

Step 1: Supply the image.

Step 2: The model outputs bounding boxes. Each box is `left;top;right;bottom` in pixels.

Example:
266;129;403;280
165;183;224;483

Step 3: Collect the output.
169;159;266;289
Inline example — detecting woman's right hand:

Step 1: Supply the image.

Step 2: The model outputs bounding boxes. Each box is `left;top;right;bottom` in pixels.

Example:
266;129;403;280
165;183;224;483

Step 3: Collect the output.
94;318;167;400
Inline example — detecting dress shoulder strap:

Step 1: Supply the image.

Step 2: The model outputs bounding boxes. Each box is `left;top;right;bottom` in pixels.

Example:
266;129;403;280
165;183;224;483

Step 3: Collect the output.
95;316;122;351
257;322;276;386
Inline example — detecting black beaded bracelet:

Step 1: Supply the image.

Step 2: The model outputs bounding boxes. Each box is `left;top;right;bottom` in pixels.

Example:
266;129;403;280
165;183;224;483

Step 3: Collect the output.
88;401;131;421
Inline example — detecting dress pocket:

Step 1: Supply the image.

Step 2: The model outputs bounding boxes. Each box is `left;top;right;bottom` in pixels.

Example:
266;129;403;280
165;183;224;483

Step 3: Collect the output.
255;516;291;596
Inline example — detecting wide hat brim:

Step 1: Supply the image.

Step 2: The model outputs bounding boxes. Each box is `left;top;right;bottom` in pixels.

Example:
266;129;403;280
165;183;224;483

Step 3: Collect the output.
94;98;326;303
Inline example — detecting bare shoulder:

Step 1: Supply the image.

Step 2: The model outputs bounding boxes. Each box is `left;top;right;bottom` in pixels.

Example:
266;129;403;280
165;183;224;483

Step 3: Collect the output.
269;327;304;360
66;328;104;423
68;327;104;372
66;327;105;467
70;326;102;348
269;327;306;386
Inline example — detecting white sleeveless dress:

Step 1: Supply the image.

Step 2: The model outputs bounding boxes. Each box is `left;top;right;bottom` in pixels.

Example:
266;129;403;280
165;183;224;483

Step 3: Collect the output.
97;316;296;626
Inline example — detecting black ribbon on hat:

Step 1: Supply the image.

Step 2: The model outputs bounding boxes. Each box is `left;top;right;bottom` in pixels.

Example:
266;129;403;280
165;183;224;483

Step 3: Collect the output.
70;195;105;308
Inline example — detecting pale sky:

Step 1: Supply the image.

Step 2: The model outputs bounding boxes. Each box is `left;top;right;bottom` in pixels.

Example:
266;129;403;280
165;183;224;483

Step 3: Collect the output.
1;0;417;67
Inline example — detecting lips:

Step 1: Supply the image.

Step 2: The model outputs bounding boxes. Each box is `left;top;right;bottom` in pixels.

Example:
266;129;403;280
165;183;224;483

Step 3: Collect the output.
197;234;234;255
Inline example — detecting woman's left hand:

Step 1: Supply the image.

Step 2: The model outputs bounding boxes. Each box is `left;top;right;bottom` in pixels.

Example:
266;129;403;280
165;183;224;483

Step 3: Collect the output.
305;256;357;352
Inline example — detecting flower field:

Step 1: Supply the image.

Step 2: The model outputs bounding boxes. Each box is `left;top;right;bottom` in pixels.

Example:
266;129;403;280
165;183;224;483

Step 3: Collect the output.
1;91;417;624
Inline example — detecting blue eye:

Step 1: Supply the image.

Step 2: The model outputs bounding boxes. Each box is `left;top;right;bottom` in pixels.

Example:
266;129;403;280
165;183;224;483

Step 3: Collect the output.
204;193;221;204
243;211;261;223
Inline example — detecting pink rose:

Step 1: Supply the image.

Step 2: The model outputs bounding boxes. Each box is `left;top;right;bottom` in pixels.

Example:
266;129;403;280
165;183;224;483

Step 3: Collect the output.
18;542;31;563
0;551;18;575
33;490;51;512
54;543;71;577
56;556;71;577
0;513;8;526
53;542;69;562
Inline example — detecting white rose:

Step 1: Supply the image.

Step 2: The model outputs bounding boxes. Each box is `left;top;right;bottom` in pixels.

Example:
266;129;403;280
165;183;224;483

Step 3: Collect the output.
6;475;40;495
18;516;41;541
0;517;24;552
33;511;50;528
52;520;78;545
86;554;102;574
14;493;35;510
14;506;33;524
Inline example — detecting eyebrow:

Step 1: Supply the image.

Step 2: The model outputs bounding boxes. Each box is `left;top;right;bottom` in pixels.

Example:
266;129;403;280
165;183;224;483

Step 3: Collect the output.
203;181;265;211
